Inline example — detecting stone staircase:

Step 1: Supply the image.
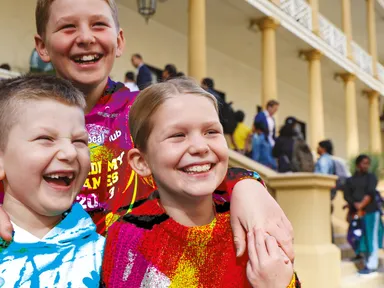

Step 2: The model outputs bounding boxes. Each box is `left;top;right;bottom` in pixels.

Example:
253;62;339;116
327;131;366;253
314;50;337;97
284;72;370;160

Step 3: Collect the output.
331;190;384;287
334;232;384;287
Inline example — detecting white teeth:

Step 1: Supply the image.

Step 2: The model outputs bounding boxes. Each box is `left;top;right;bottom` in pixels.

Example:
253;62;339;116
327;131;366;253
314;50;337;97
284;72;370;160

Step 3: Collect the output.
74;54;99;62
183;164;211;173
45;173;74;179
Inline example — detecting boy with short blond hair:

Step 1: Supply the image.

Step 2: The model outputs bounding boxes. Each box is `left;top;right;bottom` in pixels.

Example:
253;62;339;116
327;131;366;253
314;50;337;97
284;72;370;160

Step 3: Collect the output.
0;74;104;287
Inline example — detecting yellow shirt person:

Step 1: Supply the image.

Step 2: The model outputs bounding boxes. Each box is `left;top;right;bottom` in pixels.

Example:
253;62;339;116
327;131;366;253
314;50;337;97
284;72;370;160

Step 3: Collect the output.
231;111;252;152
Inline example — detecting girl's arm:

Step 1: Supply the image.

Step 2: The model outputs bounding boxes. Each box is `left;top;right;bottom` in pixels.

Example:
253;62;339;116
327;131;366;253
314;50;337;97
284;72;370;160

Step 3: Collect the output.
215;168;294;262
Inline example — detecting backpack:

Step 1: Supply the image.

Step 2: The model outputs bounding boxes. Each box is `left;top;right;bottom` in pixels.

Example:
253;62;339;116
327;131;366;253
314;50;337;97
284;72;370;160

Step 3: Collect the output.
332;158;350;178
330;158;351;198
347;214;364;251
291;139;315;172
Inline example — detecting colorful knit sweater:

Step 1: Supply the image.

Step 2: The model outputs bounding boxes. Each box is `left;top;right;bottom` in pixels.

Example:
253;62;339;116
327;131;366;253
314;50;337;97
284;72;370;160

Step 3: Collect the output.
102;197;300;288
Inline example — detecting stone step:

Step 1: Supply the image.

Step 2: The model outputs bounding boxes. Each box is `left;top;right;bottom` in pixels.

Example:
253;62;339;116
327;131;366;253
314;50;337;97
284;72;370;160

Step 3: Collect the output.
338;242;356;259
337;238;384;267
341;271;384;288
341;261;358;278
334;233;348;246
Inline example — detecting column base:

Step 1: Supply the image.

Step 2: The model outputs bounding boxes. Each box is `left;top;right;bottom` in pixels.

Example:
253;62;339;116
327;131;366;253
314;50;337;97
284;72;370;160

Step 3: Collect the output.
294;244;341;288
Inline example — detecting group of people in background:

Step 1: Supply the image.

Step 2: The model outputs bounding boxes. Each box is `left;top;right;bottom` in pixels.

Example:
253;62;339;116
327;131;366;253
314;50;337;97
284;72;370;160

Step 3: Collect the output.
230;99;384;275
125;54;185;91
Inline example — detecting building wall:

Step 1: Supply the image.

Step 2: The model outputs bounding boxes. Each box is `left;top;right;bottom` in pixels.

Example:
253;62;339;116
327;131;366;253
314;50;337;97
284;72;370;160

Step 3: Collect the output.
0;0;370;159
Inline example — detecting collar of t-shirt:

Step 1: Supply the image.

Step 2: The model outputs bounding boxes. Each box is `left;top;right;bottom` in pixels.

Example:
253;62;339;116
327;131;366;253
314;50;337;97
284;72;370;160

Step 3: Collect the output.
11;221;42;243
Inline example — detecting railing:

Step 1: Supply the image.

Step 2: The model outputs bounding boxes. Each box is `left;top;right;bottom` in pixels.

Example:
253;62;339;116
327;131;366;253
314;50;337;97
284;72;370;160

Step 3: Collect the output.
352;41;373;76
279;0;312;31
318;15;347;57
0;68;20;79
272;0;382;87
378;62;384;84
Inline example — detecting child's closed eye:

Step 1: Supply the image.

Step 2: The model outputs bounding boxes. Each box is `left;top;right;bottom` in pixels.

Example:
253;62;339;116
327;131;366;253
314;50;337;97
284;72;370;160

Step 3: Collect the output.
93;22;108;27
60;24;76;31
35;135;54;142
73;139;88;146
206;130;220;135
170;133;185;138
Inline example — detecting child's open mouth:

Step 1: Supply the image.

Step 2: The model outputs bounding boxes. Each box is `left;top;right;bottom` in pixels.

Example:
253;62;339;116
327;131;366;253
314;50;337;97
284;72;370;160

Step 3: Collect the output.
72;54;103;65
181;164;215;174
43;172;75;187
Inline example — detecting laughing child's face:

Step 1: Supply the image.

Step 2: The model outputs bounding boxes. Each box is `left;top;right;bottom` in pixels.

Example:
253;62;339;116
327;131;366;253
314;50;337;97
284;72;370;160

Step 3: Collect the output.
35;0;125;89
0;99;90;217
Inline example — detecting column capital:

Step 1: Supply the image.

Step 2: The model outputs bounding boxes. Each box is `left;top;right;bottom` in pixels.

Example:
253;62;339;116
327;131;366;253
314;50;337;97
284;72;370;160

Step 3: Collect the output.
335;72;356;83
363;89;380;99
256;17;279;31
299;49;322;61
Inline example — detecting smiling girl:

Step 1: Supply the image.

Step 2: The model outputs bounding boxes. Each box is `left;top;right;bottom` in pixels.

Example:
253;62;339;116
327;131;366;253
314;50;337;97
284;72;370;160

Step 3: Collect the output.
102;78;299;288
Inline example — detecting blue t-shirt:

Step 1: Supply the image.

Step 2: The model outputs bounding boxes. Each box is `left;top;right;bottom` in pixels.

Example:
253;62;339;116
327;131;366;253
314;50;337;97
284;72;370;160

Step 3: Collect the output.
315;153;335;175
251;134;276;170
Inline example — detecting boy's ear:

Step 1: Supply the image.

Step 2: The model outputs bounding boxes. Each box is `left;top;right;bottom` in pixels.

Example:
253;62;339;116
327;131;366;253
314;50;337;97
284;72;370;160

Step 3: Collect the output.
127;148;152;177
116;29;125;58
34;34;51;63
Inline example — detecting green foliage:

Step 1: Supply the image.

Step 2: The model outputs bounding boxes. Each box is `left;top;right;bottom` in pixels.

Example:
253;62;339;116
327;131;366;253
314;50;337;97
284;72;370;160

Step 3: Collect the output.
348;153;384;179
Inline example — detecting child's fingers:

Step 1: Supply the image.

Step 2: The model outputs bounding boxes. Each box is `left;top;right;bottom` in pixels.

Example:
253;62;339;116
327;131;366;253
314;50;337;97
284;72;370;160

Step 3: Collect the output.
279;246;290;263
254;227;268;263
265;234;280;258
247;230;259;269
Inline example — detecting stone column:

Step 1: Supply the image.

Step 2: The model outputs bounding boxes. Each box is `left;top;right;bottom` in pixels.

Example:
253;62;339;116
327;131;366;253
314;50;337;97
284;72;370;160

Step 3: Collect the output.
269;174;340;288
188;0;206;81
301;50;325;150
366;0;378;77
366;90;382;153
307;0;320;35
339;73;359;158
258;17;279;108
341;0;353;60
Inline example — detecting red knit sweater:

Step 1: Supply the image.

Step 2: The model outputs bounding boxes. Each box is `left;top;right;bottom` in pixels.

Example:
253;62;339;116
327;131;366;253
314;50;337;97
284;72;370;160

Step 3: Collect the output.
102;197;250;287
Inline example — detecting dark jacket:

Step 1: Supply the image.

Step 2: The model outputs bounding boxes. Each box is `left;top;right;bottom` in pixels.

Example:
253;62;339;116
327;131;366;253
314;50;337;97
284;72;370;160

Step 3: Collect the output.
272;136;294;173
137;64;152;90
254;111;276;142
344;172;379;214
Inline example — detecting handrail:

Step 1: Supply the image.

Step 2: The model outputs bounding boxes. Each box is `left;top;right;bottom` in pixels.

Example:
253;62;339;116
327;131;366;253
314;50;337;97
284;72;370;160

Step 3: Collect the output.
378;62;384;84
352;41;373;76
279;0;312;31
318;15;347;57
228;149;277;185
